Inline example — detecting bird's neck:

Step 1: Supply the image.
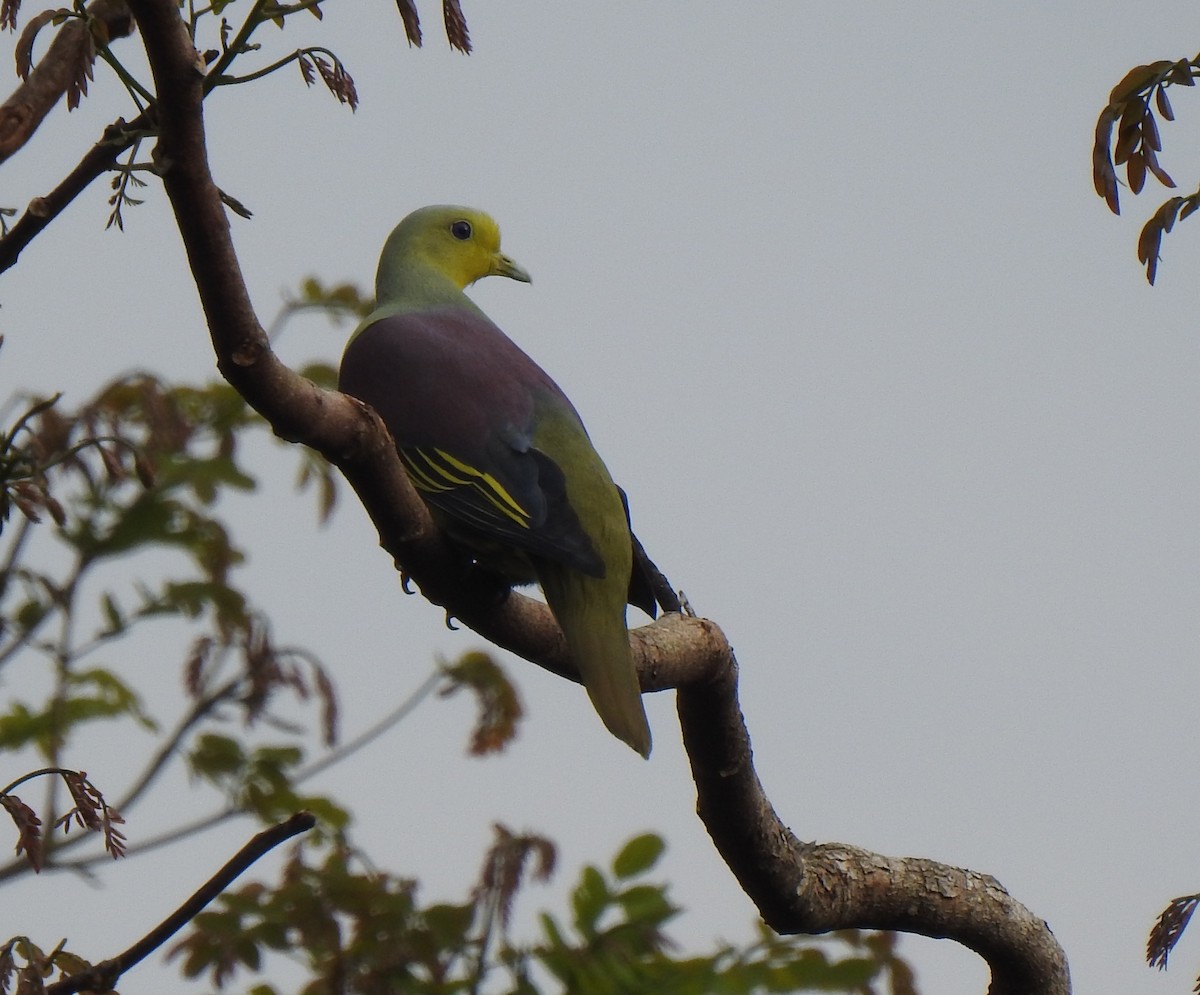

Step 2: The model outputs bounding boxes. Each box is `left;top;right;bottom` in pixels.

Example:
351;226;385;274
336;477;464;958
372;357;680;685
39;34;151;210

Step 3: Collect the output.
375;261;468;310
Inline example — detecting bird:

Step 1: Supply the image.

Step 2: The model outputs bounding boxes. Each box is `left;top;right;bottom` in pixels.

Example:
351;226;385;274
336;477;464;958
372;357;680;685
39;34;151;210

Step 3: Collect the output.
338;205;655;757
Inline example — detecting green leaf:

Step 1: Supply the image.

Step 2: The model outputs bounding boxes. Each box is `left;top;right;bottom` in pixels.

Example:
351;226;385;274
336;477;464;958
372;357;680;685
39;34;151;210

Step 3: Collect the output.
612;832;665;880
189;733;247;783
100;591;125;635
571;865;610;937
616;883;674;927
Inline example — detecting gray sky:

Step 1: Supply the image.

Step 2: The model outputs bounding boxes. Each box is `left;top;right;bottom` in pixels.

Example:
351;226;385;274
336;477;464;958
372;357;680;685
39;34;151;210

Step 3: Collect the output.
3;3;1200;993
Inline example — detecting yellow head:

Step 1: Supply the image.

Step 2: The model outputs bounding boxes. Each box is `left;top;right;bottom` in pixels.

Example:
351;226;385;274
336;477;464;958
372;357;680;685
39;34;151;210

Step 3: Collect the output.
376;205;531;302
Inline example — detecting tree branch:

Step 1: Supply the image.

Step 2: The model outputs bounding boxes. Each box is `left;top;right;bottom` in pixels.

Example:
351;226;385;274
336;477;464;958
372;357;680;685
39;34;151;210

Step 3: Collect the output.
0;111;144;272
45;811;315;995
119;2;1072;991
0;0;135;164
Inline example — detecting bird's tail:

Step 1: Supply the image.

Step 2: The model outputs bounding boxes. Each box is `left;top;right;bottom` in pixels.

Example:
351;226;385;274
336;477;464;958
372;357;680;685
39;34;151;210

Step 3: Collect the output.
538;563;652;758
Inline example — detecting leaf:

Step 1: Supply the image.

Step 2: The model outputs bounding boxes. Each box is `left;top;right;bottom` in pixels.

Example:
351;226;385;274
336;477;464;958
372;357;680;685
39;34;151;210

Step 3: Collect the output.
1;0;20;32
1109;61;1171;105
439;652;523;755
1126;150;1146;195
64;26;95;111
571;865;610;936
1155;84;1174;121
100;591;124;634
218;188;253;220
1092;108;1120;213
1168;59;1196;86
612;833;665;880
1143;145;1175;189
309;53;357;110
1113;102;1143;165
394;0;422;47
615;883;673;926
0;794;42;871
1136;197;1184;284
443;0;471;54
14;8;61;80
1142;109;1162;152
1148;894;1200;969
189;733;247;783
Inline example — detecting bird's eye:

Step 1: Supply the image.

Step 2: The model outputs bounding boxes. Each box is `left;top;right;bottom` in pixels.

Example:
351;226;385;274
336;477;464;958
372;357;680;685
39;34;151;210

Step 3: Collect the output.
450;220;473;241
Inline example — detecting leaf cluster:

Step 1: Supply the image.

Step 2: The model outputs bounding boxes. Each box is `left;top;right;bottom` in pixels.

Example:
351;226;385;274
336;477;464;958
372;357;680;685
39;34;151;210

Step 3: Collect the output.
1093;55;1200;283
439;651;524;756
0;767;124;872
0;364;348;873
393;0;471;54
169;827;912;995
0;935;115;995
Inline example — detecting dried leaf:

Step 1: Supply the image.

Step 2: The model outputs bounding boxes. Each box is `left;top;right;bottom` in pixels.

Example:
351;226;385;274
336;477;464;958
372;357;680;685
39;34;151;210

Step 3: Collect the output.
183;634;215;696
1148;893;1200;969
102;806;126;858
1092;108;1120;213
1155;84;1174;121
1137;197;1184;284
440;651;523;755
64;29;95;111
60;770;103;832
1143;109;1162;152
443;0;471;54
1113;102;1143;165
310;54;357;110
134;452;155;488
97;442;123;481
1109;61;1170;105
14;8;60;80
1;0;20;32
394;0;422;47
1168;59;1196;86
473;824;557;931
1126;150;1146;195
1;794;43;871
1144;145;1175;189
15;961;42;995
41;491;65;526
313;662;338;746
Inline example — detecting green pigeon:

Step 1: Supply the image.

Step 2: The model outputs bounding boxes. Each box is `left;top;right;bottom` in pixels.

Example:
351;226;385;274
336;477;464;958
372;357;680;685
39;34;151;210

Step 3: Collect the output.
339;205;655;757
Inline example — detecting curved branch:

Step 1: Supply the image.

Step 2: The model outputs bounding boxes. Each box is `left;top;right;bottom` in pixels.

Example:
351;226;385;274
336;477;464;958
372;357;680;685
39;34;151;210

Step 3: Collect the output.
120;2;1072;992
0;0;135;163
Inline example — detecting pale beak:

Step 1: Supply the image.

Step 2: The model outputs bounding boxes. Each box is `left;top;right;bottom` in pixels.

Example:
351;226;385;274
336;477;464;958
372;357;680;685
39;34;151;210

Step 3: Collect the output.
492;253;532;284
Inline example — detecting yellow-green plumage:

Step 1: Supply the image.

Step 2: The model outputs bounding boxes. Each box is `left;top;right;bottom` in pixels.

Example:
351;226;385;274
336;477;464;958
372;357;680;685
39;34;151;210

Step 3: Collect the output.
338;206;652;757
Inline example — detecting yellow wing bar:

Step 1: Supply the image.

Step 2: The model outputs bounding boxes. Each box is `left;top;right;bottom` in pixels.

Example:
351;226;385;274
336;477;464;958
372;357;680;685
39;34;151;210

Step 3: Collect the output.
400;447;531;528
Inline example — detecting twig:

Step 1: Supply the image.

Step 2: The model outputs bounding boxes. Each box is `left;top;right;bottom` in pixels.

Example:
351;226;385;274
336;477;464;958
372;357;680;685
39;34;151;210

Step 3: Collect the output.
0;113;146;273
25;668;443;877
45;811;315;995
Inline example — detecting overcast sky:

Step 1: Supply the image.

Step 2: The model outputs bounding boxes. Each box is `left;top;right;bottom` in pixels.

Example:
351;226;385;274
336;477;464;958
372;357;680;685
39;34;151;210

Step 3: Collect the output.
4;3;1200;993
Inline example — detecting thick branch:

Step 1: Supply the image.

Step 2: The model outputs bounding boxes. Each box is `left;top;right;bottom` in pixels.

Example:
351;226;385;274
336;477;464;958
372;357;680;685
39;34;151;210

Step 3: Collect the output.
121;2;1072;991
45;811;314;995
0;0;134;163
676;656;1070;995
